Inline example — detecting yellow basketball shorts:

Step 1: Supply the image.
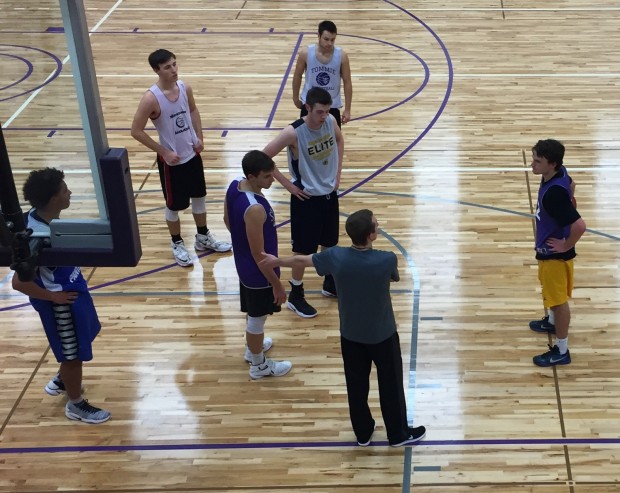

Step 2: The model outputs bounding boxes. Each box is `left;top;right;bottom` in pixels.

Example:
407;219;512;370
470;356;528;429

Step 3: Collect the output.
538;259;574;308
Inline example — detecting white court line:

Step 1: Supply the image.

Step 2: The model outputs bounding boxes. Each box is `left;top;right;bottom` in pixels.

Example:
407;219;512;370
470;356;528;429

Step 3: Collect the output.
83;7;620;12
57;73;620;78
3;0;124;128
8;167;620;175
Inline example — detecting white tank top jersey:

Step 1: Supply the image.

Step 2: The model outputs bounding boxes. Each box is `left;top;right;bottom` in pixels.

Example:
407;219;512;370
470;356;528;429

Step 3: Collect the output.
149;80;198;165
300;45;342;108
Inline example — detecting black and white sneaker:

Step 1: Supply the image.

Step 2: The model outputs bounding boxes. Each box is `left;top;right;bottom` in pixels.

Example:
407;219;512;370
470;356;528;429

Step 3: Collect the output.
287;281;317;318
390;426;427;447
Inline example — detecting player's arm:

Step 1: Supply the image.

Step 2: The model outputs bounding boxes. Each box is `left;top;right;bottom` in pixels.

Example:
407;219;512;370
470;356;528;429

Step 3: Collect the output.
246;206;286;304
292;48;308;109
334;119;344;189
262;127;310;199
186;83;204;153
340;51;353;124
12;276;77;304
259;252;314;271
130;92;180;164
547;217;586;253
223;198;230;232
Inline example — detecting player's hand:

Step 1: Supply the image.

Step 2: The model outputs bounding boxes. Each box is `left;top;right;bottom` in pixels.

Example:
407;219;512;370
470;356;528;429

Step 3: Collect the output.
162;149;181;165
193;140;204;154
284;181;311;200
259;252;279;270
294;98;303;109
272;282;287;306
50;291;78;304
546;237;569;253
341;110;351;124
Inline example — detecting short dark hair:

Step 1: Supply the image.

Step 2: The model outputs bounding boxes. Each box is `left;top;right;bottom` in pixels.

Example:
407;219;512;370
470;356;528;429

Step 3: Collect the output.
532;139;565;169
148;49;176;70
318;20;337;36
242;150;275;178
345;209;375;246
23;167;65;209
306;87;332;109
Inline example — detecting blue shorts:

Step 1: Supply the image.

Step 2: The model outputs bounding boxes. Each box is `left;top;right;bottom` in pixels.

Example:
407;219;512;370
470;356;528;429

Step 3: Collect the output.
31;291;101;362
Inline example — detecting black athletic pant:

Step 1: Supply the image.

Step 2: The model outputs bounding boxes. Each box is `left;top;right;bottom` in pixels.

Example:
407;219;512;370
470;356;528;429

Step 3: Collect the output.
340;332;410;444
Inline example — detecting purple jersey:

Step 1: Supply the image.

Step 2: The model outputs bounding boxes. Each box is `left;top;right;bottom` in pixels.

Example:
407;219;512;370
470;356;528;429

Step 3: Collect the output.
226;178;279;288
535;165;572;258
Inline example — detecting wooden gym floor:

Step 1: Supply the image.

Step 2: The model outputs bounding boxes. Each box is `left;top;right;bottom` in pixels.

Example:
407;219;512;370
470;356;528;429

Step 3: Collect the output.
1;1;620;491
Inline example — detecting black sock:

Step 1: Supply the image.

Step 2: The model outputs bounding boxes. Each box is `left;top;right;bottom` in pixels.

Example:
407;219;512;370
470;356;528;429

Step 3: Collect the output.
171;234;183;244
197;226;208;235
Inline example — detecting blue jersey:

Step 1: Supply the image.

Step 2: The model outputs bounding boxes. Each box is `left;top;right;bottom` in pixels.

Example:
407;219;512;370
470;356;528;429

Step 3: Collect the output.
225;178;279;288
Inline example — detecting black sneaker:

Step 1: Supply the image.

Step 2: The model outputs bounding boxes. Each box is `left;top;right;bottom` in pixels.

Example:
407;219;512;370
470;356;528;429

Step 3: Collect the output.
390;426;427;447
287;281;318;318
321;275;337;298
529;316;555;333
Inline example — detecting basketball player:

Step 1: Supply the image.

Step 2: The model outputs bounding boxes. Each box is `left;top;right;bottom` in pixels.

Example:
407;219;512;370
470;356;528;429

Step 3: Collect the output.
260;209;427;446
12;168;111;423
224;150;292;379
529;139;586;366
131;48;231;267
292;20;353;127
263;87;344;318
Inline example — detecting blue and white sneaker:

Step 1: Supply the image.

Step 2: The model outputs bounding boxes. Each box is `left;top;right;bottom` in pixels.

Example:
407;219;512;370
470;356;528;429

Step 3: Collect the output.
529;316;556;334
533;345;571;367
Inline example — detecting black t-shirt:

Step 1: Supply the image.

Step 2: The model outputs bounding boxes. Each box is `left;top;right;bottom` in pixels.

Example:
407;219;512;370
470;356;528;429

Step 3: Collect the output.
538;183;581;261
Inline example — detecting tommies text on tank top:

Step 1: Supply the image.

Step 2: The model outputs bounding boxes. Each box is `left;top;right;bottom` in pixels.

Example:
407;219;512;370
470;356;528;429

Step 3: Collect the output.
149;80;198;164
300;45;343;109
287;114;339;196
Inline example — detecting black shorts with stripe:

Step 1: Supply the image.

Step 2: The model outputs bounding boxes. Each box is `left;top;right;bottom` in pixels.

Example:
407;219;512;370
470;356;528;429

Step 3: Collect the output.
157;153;207;211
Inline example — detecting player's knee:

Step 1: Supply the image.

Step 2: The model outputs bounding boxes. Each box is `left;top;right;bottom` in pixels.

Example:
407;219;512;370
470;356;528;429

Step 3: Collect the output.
191;196;206;215
246;315;267;335
165;207;179;222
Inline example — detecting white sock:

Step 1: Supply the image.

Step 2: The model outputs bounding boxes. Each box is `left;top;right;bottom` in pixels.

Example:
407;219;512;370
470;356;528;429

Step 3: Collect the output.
548;310;555;325
290;279;303;286
250;352;265;366
69;396;84;404
555;337;568;354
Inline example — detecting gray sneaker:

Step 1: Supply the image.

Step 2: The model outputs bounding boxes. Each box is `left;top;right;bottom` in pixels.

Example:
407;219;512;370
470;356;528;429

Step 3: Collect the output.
171;240;192;267
65;400;111;424
195;231;232;252
249;358;292;380
244;336;273;363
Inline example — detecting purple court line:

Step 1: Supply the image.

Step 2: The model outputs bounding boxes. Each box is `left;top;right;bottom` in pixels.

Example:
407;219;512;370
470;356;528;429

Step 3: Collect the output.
3;437;620;455
0;44;63;103
343;34;429;123
0;54;34;91
337;2;453;200
265;33;304;128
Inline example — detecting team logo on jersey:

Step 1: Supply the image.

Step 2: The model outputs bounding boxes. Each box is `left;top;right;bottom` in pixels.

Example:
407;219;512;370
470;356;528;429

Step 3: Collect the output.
316;72;331;86
175;115;186;128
